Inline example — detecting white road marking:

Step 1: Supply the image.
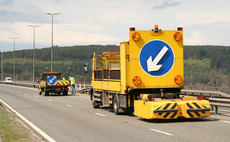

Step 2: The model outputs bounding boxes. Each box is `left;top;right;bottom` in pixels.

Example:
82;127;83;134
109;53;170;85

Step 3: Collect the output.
48;99;53;102
223;121;230;124
95;113;106;117
35;96;39;98
0;99;56;142
17;92;21;93
66;104;73;108
150;128;173;136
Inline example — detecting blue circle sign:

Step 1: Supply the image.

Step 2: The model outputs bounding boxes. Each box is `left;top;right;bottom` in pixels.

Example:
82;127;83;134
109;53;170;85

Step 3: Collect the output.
139;40;174;77
47;76;57;85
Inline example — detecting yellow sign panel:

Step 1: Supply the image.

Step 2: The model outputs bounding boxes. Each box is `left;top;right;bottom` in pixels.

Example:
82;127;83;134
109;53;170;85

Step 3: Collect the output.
126;30;184;89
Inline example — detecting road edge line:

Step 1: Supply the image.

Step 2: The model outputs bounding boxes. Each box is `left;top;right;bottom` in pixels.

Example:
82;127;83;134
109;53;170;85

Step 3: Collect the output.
0;99;56;142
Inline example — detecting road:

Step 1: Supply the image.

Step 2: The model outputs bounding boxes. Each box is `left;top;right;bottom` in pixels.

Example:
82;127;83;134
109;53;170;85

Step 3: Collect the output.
0;84;230;142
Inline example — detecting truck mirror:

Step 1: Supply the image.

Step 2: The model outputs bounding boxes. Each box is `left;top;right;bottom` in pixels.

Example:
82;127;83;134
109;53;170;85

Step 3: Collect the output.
84;63;88;73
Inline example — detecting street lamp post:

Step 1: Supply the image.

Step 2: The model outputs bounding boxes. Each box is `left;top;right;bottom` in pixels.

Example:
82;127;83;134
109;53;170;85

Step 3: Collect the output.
9;37;17;81
27;25;40;83
0;45;6;81
44;12;60;72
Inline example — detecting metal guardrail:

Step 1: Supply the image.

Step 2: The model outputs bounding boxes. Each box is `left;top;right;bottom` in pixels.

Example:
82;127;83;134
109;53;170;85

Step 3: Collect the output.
181;89;230;98
209;98;230;115
0;81;39;88
78;88;91;94
75;84;91;94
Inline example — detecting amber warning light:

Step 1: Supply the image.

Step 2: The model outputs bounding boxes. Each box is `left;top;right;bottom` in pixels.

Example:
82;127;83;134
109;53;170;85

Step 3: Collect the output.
132;32;141;41
154;24;159;32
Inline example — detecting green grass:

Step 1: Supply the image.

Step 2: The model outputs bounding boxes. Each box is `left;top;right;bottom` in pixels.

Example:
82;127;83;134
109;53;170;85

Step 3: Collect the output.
0;105;33;142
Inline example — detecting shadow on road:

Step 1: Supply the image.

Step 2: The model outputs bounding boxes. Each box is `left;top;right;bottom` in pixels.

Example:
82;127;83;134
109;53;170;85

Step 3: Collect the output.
138;116;219;123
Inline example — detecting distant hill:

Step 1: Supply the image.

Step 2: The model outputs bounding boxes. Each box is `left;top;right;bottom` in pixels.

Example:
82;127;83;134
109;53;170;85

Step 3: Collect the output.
1;45;229;93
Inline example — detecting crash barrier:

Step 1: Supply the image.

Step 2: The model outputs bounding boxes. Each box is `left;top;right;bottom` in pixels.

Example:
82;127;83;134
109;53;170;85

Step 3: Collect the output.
209;98;230;115
78;88;91;94
75;84;91;90
181;89;230;98
0;81;39;88
75;84;91;94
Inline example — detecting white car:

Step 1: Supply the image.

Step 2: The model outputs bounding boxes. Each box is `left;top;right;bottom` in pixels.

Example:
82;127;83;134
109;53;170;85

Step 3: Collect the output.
5;77;12;82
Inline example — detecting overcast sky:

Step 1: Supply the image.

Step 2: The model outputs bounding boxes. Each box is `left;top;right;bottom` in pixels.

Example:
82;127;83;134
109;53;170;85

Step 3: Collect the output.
0;0;229;51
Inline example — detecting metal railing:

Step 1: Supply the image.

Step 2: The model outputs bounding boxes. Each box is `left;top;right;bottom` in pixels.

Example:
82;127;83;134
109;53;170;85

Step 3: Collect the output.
181;89;230;98
209;98;230;115
0;81;38;88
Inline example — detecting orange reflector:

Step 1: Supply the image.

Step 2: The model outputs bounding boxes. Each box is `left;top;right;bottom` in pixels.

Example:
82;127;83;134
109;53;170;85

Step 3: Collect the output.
174;75;183;84
133;76;141;85
174;32;182;41
132;32;141;41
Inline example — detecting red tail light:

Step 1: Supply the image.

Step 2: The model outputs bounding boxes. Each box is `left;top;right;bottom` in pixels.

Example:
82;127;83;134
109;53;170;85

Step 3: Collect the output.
177;27;183;31
148;98;155;101
130;27;135;31
197;96;206;100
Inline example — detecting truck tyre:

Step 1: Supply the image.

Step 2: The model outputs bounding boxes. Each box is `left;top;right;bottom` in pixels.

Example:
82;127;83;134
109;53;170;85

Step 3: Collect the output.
90;89;93;101
63;90;68;96
92;90;100;108
39;91;42;95
113;94;120;115
45;91;49;96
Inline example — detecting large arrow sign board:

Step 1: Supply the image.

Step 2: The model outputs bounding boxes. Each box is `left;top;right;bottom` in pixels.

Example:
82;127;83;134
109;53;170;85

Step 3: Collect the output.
139;40;175;77
47;76;57;85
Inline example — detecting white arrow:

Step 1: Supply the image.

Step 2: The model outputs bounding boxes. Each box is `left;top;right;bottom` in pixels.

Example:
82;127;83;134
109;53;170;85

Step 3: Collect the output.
147;46;168;72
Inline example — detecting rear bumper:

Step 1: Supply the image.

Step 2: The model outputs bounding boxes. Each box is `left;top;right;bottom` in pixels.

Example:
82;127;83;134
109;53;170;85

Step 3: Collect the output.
41;86;69;92
134;100;210;119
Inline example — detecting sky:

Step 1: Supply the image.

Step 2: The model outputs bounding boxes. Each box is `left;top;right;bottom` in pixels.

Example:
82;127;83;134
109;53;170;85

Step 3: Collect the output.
0;0;230;51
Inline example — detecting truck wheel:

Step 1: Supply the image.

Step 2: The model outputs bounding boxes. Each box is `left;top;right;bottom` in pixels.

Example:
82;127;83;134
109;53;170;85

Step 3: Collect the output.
39;91;42;95
113;94;120;115
92;91;100;108
63;90;68;96
45;91;49;96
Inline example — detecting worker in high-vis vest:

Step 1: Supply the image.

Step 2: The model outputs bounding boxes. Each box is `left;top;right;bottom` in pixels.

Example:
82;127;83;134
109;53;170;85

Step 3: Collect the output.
69;76;76;94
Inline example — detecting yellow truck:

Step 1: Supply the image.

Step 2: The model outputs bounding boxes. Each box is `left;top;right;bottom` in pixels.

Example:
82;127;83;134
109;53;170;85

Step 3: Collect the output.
89;25;210;119
38;72;70;96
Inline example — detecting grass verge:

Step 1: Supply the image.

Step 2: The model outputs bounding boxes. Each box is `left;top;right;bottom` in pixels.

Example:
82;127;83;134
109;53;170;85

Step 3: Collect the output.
0;105;36;142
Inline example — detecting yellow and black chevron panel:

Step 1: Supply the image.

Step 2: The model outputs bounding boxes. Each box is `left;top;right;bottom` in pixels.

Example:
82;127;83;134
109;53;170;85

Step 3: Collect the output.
153;103;179;119
184;102;210;118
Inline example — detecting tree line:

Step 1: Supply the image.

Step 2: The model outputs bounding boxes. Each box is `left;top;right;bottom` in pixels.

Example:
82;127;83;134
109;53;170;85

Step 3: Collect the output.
1;44;229;92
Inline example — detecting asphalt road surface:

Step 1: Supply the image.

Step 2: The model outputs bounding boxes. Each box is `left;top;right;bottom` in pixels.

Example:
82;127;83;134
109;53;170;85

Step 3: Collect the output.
0;84;230;142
